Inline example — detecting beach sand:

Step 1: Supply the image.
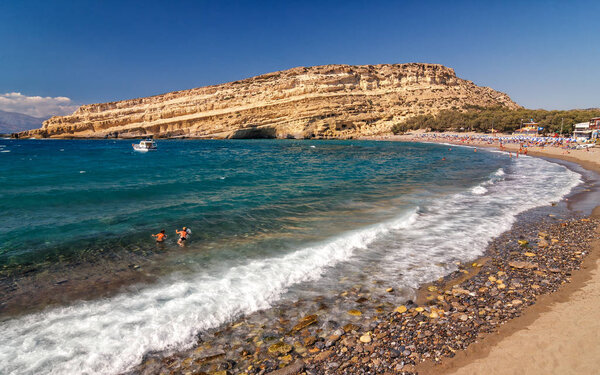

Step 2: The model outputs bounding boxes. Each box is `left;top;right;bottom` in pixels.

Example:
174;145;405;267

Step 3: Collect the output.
444;234;600;375
398;133;600;375
124;134;600;374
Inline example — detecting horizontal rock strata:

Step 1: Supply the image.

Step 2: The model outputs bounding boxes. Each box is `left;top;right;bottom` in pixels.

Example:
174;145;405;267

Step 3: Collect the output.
20;63;520;139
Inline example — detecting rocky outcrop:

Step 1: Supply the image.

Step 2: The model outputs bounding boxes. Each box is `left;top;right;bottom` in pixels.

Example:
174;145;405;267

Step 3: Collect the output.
19;63;520;139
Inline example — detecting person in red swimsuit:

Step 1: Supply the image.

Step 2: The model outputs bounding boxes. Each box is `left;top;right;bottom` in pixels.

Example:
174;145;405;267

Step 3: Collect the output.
175;227;189;247
152;229;167;243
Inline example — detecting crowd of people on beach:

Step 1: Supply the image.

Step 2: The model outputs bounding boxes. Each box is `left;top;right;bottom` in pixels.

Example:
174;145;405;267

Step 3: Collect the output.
410;133;577;148
406;133;595;155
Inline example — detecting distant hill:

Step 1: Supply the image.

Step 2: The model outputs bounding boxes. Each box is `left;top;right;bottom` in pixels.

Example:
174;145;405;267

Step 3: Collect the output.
17;63;520;139
0;110;48;134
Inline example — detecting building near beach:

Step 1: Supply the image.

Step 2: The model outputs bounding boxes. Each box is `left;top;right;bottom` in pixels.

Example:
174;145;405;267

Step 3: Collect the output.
590;117;600;140
575;118;600;141
514;121;542;136
573;122;591;140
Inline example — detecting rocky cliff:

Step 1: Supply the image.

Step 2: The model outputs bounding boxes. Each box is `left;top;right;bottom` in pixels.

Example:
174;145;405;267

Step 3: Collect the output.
19;63;520;139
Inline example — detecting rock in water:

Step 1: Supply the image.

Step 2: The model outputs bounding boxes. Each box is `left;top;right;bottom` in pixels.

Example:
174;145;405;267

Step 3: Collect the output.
268;342;292;355
291;314;318;332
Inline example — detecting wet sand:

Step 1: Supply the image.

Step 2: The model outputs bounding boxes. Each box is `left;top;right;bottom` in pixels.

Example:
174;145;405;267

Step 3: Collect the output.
396;133;600;375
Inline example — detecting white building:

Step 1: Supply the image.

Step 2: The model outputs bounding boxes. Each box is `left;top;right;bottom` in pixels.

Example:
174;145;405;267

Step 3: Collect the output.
573;122;591;140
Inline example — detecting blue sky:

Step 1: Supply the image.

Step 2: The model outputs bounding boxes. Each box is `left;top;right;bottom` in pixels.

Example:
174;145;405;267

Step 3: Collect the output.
0;0;598;116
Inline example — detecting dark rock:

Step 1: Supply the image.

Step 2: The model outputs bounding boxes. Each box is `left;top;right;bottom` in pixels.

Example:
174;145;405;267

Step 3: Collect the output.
265;360;305;375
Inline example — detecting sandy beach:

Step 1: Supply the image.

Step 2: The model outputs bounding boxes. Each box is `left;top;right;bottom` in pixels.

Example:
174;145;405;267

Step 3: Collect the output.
126;135;600;375
3;137;598;375
394;133;600;375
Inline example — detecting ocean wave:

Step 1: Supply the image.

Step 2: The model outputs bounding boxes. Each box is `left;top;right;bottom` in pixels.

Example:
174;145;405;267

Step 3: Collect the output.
471;185;488;195
374;156;581;291
0;155;582;375
0;209;419;375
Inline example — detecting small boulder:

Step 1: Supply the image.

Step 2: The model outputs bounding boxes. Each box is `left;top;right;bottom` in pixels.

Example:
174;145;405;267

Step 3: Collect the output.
359;334;372;343
268;342;292;355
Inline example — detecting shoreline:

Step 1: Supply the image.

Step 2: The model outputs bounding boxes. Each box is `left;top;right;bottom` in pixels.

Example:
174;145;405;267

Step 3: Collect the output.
394;133;600;374
2;137;598;374
129;136;600;375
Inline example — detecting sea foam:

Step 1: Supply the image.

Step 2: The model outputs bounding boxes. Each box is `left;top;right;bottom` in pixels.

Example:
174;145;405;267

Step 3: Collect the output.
0;155;581;375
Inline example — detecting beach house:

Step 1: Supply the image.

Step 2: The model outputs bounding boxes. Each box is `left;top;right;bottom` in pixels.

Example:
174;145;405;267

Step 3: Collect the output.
589;117;600;140
575;118;600;141
514;120;542;136
573;122;591;140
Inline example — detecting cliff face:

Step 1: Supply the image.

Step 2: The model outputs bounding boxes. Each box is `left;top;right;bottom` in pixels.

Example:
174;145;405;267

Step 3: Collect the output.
20;63;520;139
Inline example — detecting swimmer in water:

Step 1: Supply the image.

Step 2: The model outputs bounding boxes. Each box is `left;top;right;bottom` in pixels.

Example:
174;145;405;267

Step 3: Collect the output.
152;229;167;243
175;227;190;247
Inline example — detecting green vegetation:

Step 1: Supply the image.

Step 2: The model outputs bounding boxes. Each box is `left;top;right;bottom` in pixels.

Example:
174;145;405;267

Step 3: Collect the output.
391;106;600;135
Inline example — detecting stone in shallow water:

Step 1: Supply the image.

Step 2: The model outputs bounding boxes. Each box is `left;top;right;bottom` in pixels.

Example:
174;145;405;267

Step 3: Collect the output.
268;342;292;355
509;261;537;269
264;360;305;375
291;314;318;332
194;348;226;364
303;336;316;347
347;309;362;316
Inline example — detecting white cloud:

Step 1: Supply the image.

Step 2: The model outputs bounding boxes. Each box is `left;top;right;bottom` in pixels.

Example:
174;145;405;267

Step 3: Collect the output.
0;92;79;118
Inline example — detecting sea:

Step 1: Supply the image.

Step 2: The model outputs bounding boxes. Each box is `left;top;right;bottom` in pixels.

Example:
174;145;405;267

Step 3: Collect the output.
0;139;583;374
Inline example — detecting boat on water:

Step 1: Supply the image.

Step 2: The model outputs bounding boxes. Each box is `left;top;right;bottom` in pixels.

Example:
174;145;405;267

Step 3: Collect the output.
132;139;157;152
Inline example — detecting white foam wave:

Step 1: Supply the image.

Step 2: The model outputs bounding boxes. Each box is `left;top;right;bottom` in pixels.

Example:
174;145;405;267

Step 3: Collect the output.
0;209;419;375
376;156;581;290
471;185;488;195
0;156;582;375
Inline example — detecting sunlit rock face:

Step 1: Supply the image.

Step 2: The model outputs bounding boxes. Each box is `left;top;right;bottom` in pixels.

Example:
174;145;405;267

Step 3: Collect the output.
20;63;520;139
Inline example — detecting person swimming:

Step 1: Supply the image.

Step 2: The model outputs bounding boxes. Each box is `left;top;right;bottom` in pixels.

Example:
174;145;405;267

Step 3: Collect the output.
152;229;167;243
175;227;190;246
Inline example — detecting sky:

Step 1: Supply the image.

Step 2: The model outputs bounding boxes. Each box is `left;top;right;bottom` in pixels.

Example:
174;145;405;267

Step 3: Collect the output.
0;0;598;117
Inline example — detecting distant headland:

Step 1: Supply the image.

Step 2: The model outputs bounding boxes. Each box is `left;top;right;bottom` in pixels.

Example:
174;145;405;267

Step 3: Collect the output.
16;63;519;139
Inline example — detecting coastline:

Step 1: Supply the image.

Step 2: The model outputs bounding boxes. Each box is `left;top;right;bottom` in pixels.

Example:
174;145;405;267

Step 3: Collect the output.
127;136;600;375
394;133;600;374
2;137;599;374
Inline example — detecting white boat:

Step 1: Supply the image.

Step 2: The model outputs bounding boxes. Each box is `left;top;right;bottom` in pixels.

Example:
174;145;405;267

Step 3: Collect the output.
132;139;157;152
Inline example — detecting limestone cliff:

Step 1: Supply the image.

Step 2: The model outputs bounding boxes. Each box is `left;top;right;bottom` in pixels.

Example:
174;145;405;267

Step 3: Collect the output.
19;63;520;139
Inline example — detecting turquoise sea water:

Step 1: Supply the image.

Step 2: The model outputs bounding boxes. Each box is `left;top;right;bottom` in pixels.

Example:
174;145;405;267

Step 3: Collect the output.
0;139;503;270
0;139;582;375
